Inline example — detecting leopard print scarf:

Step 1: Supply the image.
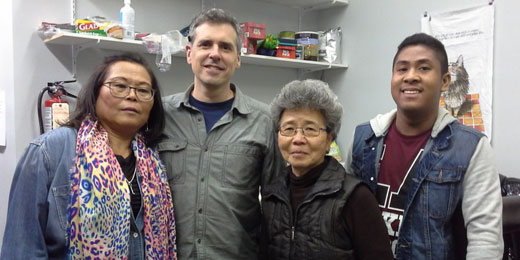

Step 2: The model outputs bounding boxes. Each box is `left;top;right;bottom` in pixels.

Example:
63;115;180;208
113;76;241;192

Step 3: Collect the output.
67;116;177;259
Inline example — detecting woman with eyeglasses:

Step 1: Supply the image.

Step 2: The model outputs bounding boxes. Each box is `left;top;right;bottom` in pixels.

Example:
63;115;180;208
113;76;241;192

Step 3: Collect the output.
1;53;177;259
260;79;392;260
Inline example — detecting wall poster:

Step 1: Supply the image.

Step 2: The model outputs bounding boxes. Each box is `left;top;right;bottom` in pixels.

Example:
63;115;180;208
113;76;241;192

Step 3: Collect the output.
422;3;494;138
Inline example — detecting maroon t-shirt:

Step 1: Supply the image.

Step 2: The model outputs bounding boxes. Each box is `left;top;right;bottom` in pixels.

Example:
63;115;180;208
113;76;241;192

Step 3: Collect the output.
377;120;431;253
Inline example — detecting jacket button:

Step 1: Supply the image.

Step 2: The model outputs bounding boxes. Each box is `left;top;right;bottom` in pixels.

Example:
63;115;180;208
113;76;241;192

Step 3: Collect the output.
371;147;375;151
370;177;374;181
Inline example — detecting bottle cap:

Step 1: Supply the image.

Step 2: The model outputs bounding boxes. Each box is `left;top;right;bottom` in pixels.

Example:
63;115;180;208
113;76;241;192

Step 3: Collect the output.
124;0;131;4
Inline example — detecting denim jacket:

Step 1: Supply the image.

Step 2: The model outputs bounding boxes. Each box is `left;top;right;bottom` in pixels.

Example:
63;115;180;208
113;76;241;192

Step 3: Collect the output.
345;108;503;260
1;127;146;260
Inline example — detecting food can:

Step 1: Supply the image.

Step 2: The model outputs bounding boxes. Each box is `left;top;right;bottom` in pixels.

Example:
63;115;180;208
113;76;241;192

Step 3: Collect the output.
295;31;319;61
279;31;295;39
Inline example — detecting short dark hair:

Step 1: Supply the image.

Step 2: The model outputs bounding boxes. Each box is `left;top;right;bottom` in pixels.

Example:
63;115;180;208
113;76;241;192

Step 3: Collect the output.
65;53;165;147
392;33;449;74
187;8;242;53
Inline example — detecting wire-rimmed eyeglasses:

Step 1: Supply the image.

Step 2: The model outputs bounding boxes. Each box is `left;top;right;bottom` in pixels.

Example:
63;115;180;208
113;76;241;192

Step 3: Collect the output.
278;126;328;137
103;82;155;102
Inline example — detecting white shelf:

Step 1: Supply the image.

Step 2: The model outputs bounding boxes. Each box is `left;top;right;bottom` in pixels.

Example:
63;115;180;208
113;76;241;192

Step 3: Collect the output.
43;32;348;71
44;32;147;53
241;54;347;70
257;0;348;11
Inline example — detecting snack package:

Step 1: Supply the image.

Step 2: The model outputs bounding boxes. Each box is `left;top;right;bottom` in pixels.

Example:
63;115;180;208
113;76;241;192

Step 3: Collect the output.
39;22;61;39
38;22;75;39
327;140;343;163
105;24;123;39
322;27;342;64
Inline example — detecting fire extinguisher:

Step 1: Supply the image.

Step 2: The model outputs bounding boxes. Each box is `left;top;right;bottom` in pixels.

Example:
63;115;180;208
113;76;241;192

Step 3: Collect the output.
37;80;77;134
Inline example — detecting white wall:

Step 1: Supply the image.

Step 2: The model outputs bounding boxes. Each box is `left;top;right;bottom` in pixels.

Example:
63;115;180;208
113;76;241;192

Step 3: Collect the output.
1;0;519;249
0;0;15;247
318;0;520;178
0;0;73;249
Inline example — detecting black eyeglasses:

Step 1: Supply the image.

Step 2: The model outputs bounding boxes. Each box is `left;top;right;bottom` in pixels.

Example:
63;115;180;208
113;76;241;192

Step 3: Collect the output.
103;82;155;102
279;126;328;137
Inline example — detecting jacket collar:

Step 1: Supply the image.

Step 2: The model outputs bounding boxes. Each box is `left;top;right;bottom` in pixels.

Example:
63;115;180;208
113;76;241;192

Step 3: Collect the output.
369;107;457;138
175;83;252;116
263;157;345;201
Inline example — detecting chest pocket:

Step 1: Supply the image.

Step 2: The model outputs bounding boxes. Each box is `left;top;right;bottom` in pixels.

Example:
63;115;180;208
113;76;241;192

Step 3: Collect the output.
219;144;263;190
158;140;188;184
52;184;70;230
423;169;463;219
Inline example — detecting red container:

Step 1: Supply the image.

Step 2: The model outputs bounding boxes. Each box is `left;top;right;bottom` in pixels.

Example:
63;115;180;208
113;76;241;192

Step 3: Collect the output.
241;37;258;54
276;45;296;59
240;22;266;40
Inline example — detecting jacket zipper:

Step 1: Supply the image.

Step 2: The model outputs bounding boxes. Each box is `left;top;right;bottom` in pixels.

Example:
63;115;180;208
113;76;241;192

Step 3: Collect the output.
289;188;341;256
267;181;341;258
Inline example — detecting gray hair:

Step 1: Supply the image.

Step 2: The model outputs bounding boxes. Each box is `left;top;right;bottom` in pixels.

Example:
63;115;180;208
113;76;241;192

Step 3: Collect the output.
188;8;242;54
270;79;343;135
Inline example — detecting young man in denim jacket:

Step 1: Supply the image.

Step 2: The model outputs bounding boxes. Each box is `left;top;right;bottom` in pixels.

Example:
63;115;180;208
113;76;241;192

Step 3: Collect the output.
345;33;503;259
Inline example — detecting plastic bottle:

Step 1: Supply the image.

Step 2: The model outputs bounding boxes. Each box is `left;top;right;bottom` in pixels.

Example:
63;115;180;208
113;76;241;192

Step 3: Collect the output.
120;0;135;40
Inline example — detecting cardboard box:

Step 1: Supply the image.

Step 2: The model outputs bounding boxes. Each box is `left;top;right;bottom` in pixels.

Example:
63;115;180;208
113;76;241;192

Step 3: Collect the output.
276;45;296;59
240;22;266;40
241;37;258;54
75;19;109;36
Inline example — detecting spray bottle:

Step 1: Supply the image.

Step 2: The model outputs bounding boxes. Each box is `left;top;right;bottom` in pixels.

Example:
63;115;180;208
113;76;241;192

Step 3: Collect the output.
120;0;135;40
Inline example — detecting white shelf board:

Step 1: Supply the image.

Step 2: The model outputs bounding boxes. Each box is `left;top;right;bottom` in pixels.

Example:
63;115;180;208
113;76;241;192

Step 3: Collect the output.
257;0;348;11
43;32;347;71
43;32;147;53
241;54;347;70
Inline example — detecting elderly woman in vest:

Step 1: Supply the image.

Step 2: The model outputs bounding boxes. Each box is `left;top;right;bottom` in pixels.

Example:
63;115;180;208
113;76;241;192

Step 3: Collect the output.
260;79;393;260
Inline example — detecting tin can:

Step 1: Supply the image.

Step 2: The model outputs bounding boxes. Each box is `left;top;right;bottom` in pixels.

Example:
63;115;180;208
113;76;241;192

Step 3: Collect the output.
295;43;303;60
295;31;319;61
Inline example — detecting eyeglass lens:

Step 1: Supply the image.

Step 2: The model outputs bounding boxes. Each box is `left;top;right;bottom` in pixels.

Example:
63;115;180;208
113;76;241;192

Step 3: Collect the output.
106;82;154;101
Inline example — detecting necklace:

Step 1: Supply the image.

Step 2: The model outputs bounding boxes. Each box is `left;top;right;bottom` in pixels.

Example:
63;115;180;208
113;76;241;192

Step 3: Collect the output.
126;166;137;195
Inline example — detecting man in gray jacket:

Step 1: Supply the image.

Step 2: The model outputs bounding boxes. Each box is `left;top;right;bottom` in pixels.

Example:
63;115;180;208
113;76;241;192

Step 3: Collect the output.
158;8;280;260
346;33;503;259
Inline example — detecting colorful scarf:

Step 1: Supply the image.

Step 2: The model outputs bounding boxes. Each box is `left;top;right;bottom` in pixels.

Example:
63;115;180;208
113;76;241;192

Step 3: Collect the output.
67;117;177;259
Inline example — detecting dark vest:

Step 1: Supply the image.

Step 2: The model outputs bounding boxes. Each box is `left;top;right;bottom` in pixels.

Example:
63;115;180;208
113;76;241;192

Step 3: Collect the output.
261;158;363;260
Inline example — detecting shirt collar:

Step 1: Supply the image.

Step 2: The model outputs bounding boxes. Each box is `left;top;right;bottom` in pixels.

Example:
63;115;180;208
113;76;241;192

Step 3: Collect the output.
177;83;252;115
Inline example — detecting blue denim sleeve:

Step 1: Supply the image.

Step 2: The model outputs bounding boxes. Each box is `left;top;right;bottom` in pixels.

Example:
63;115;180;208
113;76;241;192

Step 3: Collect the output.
1;142;52;259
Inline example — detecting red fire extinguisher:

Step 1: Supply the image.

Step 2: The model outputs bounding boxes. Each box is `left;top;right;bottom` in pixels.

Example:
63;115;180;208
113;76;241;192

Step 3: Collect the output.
43;92;69;133
38;80;77;134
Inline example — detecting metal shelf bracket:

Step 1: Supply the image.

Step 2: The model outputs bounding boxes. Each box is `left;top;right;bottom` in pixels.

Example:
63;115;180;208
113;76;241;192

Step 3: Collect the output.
71;38;100;78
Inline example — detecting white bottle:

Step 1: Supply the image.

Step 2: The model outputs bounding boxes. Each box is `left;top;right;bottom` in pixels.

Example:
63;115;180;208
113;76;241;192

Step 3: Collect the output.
120;0;135;40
